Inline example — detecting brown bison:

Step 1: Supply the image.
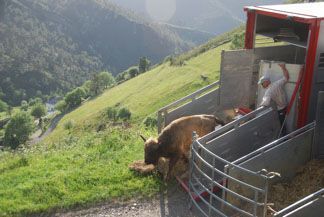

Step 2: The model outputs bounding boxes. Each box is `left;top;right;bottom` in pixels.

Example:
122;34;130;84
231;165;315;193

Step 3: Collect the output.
140;115;225;178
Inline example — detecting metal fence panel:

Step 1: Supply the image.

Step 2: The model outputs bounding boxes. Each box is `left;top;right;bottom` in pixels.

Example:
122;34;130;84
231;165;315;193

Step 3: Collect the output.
229;128;314;182
157;81;220;133
200;107;280;181
164;88;220;127
226;128;314;216
188;107;280;217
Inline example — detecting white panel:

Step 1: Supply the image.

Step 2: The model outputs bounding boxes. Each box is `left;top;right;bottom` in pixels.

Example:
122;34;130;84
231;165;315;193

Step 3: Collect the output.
257;61;303;133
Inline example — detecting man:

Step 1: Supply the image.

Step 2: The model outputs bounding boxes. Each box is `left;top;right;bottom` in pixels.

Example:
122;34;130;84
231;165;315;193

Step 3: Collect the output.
259;63;289;128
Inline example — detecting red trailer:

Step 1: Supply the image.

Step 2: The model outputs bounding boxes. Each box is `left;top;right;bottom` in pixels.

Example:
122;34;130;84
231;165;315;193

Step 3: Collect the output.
244;2;324;128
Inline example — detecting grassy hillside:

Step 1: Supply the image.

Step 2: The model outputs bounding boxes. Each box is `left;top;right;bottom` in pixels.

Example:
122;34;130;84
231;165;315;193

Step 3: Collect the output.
0;37;230;216
46;43;227;142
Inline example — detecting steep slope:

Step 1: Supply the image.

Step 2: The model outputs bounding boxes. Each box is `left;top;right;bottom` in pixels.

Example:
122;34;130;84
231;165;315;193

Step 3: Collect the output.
0;31;233;215
0;0;188;105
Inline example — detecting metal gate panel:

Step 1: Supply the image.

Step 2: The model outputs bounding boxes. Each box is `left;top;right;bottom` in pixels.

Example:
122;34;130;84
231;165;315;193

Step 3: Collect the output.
228;127;314;187
157;81;220;133
200;107;280;181
314;91;324;158
226;124;314;216
164;88;220;127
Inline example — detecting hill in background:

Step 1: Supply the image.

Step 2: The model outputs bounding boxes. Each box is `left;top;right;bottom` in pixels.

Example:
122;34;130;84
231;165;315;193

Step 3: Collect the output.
0;0;198;105
0;26;236;215
108;0;283;34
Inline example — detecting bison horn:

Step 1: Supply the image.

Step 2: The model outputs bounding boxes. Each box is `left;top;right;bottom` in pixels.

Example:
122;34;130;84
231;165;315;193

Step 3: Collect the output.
140;135;147;142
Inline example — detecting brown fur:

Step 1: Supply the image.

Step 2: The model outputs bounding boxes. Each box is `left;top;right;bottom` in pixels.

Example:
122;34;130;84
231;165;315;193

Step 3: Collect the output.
143;115;224;178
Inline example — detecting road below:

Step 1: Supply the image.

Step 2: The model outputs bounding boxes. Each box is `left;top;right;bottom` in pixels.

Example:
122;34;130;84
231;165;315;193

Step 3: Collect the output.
55;184;204;217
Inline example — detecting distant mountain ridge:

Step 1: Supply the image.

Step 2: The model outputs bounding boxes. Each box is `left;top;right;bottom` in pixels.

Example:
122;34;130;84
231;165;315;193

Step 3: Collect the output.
108;0;284;34
0;0;200;105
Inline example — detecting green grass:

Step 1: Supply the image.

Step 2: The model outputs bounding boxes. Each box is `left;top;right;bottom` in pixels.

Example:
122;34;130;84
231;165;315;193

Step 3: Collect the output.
46;43;228;142
0;41;231;216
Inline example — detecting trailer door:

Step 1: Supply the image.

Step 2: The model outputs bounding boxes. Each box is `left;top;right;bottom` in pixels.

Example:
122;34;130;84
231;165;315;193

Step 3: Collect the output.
219;49;254;109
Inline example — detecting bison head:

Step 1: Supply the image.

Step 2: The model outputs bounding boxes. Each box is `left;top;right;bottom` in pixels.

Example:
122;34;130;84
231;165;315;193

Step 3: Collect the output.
141;135;160;165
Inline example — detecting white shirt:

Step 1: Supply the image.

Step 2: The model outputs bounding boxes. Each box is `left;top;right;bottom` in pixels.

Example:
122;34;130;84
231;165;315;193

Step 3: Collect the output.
260;77;288;110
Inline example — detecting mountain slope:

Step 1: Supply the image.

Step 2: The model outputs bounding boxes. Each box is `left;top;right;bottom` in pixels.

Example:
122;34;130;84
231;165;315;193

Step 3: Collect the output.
0;29;234;215
109;0;283;34
0;0;189;105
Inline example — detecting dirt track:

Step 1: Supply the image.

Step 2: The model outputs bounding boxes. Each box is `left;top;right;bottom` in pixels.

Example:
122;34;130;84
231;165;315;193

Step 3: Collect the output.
55;184;204;217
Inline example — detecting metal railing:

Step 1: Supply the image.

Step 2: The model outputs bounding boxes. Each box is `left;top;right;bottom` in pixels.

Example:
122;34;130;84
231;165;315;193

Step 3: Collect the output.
188;107;280;217
157;81;220;133
274;189;324;217
188;119;317;217
189;135;269;217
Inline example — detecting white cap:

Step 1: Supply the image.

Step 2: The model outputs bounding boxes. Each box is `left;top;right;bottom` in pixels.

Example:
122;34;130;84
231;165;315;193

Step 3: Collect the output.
258;75;270;84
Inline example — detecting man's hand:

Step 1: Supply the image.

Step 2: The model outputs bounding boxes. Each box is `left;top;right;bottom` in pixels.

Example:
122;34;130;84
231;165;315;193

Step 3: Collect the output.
278;63;286;70
279;63;289;81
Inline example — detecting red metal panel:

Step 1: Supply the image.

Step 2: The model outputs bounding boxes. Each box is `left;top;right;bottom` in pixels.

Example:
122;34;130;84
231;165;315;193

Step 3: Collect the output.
245;6;316;24
245;3;324;19
244;11;256;49
298;20;321;127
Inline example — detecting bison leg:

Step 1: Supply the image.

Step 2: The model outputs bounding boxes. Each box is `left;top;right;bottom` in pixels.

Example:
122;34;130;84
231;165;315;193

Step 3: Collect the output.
166;156;179;180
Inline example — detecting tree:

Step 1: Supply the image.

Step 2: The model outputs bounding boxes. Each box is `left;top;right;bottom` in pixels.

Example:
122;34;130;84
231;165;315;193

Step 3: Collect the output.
31;103;47;120
115;70;129;83
55;100;67;113
128;66;139;78
230;32;245;50
139;57;150;74
82;80;92;98
28;97;43;107
21;100;29;111
0;99;8;112
98;71;115;89
117;107;131;121
64;87;86;109
4;112;34;149
89;74;102;96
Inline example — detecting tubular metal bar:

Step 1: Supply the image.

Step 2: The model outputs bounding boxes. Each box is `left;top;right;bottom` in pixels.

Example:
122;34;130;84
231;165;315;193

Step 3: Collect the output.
231;122;316;165
192;158;265;206
208;157;216;217
189;177;227;217
199;106;270;144
191;173;255;217
193;140;268;180
263;178;269;217
192;148;266;194
274;189;324;217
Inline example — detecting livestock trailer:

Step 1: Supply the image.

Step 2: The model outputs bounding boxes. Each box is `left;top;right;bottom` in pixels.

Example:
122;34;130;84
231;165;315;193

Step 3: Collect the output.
157;2;324;217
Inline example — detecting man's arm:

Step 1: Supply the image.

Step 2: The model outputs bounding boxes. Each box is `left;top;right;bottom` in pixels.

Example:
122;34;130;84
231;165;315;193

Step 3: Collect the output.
279;63;289;81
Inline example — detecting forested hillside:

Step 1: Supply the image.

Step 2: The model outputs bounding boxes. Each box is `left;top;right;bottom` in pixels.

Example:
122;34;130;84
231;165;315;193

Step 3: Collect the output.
0;0;189;105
